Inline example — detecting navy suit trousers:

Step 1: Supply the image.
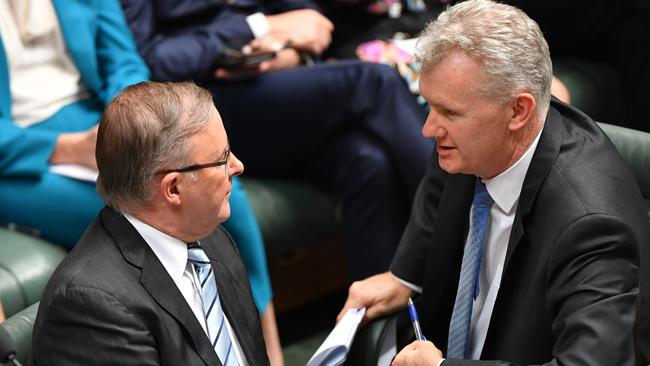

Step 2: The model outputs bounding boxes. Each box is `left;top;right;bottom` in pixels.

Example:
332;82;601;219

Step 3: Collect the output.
208;60;434;279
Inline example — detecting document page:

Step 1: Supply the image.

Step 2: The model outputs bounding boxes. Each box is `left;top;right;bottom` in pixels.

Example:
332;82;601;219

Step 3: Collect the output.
50;164;98;182
306;307;366;366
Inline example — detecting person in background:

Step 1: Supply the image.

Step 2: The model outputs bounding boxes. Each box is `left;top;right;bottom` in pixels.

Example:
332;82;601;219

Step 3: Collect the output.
33;81;269;365
0;0;281;361
339;0;650;364
120;0;434;297
0;300;5;322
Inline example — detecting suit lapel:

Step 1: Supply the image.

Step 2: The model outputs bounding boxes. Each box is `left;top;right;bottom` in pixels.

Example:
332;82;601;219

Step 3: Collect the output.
100;208;221;366
502;107;564;276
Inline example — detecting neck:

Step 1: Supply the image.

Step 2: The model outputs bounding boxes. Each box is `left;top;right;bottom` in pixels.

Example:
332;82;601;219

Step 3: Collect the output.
484;117;543;179
126;203;191;243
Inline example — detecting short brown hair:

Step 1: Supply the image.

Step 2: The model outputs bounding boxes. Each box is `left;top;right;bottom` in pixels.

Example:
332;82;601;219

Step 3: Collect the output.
96;81;214;210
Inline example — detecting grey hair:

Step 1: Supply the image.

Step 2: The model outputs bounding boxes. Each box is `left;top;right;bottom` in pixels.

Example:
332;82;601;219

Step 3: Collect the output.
416;0;552;118
96;81;215;210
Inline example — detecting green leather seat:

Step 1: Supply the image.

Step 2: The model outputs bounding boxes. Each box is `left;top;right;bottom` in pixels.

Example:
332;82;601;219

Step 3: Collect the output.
1;302;38;366
597;122;650;214
555;58;626;124
241;177;342;258
0;228;66;318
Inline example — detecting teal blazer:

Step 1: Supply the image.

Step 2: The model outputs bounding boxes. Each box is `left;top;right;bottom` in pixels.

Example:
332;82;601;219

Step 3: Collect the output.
0;0;150;178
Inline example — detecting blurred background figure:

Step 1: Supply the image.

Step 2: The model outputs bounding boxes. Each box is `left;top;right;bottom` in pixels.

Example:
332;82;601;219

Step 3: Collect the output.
120;0;434;294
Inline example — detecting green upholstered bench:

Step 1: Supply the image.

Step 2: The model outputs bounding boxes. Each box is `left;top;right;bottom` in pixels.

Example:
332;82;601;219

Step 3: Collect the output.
0;229;66;319
554;58;626;125
240;178;349;313
1;302;38;366
597;122;650;214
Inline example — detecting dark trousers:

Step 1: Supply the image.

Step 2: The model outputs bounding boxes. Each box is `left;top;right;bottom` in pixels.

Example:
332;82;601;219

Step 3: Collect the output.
208;60;434;279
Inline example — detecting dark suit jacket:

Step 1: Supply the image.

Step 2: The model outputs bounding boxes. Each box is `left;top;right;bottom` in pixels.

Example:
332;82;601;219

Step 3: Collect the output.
391;100;650;365
32;207;269;365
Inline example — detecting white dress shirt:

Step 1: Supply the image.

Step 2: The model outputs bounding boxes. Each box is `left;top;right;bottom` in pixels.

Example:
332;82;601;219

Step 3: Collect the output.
124;214;248;365
394;127;543;363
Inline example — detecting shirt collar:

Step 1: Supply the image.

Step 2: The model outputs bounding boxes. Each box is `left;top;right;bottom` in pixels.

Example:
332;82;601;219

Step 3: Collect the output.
123;213;189;286
482;126;544;215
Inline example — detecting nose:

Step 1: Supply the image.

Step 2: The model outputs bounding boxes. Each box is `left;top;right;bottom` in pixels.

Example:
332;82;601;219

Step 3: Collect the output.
422;111;446;140
229;152;244;177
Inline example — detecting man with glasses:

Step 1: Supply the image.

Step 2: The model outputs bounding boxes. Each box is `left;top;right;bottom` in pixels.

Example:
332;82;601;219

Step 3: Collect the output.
32;81;269;365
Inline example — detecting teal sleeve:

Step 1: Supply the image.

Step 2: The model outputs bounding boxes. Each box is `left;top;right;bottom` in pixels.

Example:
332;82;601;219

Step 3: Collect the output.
222;176;273;312
0;117;59;177
95;0;150;104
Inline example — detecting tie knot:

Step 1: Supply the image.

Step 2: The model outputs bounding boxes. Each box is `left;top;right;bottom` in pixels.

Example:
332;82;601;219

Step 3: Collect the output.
187;243;210;268
473;180;493;208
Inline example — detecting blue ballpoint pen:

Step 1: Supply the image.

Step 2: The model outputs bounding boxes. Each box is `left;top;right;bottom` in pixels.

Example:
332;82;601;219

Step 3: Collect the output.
408;297;426;341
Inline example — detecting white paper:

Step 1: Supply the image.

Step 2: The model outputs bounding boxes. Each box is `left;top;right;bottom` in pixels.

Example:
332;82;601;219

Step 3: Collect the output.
306;307;366;366
50;163;98;182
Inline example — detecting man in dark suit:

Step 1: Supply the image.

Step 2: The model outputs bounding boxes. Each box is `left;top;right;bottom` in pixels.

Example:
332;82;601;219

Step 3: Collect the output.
32;82;269;365
119;0;435;281
338;0;650;365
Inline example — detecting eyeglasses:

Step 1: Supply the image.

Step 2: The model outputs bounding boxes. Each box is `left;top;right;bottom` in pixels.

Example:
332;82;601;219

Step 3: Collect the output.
155;149;230;176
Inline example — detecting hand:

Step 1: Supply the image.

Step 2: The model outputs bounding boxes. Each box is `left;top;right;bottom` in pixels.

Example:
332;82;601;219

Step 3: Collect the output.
392;340;443;366
49;125;98;171
266;9;333;55
337;272;413;325
214;47;300;79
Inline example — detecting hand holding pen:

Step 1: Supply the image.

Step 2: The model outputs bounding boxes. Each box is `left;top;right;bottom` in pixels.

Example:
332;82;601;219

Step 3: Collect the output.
408;297;426;341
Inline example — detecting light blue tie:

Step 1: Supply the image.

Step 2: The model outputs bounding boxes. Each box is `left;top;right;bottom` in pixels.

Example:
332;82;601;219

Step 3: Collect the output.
188;243;240;366
447;180;493;358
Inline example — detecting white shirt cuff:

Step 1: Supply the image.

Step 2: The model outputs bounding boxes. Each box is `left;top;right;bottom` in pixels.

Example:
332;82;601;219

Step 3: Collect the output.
390;271;423;293
245;12;269;38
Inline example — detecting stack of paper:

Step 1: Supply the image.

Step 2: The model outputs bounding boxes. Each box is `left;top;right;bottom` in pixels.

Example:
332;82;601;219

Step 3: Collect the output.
306;307;366;366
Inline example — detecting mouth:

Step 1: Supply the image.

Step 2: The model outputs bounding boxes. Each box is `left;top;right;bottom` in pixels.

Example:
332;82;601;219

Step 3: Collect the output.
436;144;455;155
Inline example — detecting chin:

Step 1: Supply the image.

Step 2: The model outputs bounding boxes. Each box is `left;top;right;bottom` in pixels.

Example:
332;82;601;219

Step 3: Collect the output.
217;205;231;223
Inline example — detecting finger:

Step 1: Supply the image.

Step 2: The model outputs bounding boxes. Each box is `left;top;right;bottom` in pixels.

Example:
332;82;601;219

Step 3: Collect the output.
214;68;232;79
257;61;273;73
242;44;254;55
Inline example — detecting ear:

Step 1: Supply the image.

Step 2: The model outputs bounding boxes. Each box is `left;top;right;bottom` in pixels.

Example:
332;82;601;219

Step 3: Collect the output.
160;173;183;207
508;92;536;132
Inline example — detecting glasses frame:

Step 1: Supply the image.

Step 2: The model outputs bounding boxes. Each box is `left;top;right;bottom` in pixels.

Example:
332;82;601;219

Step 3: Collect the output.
155;149;230;176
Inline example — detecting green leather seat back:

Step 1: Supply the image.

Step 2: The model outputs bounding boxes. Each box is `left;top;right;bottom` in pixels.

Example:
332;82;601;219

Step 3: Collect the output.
241;178;342;258
0;302;38;366
598;122;650;214
0;229;66;318
555;58;626;124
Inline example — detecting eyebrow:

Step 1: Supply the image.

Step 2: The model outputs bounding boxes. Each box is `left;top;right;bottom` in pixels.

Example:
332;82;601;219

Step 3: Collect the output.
216;144;230;160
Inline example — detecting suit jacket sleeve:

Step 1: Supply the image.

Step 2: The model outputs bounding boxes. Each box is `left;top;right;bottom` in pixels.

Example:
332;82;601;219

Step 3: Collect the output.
390;152;447;285
33;285;160;365
92;0;151;105
120;0;254;82
442;214;640;366
119;0;319;82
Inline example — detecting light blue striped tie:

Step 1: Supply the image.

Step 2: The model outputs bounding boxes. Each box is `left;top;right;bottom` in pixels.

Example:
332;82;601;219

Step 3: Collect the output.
447;180;493;358
188;243;240;366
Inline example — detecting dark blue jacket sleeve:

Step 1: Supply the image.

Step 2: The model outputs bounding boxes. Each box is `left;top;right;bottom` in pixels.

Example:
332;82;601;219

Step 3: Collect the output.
120;0;318;82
